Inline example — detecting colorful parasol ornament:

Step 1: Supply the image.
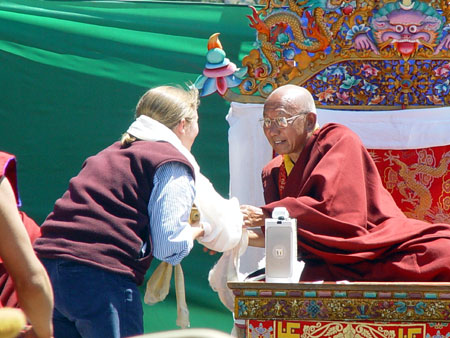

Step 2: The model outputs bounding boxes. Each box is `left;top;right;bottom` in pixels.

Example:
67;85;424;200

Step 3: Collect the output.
195;33;247;97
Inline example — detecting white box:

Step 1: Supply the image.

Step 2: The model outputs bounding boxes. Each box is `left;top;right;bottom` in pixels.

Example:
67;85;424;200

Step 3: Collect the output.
265;207;298;283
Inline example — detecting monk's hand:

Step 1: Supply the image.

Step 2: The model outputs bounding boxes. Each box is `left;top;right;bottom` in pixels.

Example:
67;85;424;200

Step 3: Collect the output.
240;205;265;228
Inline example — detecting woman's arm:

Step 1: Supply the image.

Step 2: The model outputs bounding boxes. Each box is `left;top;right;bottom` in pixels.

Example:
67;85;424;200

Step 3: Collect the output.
0;176;53;338
148;162;203;265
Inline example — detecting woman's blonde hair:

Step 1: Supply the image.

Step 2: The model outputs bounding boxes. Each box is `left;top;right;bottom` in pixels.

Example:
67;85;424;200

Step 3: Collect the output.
121;85;199;146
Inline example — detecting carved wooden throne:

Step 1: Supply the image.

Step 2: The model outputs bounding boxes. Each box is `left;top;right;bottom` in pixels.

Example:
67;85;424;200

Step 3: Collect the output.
195;0;450;336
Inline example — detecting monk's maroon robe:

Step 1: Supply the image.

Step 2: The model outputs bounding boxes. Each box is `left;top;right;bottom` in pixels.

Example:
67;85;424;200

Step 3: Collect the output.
261;123;450;281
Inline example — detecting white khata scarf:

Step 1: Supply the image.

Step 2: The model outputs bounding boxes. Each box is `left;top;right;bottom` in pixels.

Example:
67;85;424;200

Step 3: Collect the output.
127;115;247;326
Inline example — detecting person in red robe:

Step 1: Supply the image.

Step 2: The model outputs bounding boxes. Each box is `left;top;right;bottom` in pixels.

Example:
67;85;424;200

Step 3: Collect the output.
241;85;450;281
0;152;42;307
0;151;53;337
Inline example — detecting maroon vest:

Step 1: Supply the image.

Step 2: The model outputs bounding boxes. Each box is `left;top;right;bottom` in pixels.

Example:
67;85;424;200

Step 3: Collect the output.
34;141;194;285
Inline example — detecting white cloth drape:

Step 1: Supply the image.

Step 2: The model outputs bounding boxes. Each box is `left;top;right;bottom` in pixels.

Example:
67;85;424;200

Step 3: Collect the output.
316;106;450;149
226;103;271;277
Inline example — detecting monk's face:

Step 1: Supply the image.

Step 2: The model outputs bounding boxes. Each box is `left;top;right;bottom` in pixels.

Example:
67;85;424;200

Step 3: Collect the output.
263;91;314;162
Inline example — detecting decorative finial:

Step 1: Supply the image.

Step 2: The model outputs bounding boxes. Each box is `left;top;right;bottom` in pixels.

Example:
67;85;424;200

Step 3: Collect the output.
195;33;247;97
207;33;223;51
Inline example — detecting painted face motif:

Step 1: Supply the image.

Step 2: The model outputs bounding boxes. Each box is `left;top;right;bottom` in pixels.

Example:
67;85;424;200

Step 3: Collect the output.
372;6;442;59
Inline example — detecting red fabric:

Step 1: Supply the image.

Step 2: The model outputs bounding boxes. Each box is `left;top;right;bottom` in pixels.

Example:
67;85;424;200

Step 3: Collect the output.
368;146;450;224
0;151;41;307
278;160;287;196
261;124;450;282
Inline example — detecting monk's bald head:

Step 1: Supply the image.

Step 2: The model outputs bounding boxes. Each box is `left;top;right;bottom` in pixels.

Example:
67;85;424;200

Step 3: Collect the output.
264;85;316;116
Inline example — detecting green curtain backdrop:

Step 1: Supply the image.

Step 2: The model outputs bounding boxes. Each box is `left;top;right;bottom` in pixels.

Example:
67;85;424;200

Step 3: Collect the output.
0;0;256;333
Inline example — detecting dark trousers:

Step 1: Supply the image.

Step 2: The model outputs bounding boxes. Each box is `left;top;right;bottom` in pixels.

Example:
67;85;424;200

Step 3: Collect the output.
41;258;143;338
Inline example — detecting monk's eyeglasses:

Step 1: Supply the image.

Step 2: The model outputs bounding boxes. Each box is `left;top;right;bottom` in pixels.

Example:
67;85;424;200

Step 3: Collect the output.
260;113;307;129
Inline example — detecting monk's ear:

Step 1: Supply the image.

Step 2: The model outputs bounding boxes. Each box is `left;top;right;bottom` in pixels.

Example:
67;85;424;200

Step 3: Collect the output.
305;113;317;132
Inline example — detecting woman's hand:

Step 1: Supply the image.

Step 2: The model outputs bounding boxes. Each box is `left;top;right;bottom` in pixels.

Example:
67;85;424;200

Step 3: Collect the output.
190;221;204;240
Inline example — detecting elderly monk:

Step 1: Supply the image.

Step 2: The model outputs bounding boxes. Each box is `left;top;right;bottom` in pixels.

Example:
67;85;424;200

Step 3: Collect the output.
241;84;450;282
